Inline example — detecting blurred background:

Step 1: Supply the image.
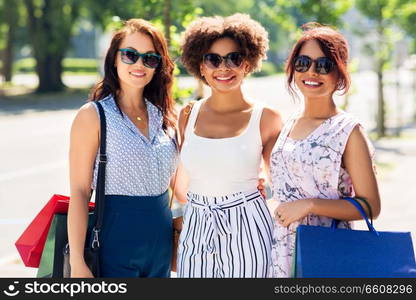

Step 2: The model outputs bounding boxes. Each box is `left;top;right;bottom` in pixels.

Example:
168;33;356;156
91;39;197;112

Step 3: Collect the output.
0;0;415;277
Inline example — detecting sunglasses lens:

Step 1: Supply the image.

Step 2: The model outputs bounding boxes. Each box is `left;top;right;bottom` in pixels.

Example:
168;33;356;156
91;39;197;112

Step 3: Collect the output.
120;50;139;64
316;57;334;74
227;52;243;68
143;54;161;69
294;56;311;73
204;54;222;69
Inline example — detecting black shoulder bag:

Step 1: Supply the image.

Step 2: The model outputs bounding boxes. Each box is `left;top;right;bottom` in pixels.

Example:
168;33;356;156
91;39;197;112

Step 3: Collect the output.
63;101;107;278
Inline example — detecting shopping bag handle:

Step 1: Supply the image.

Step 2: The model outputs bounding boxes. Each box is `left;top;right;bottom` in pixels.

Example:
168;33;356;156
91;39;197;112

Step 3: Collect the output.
331;197;379;235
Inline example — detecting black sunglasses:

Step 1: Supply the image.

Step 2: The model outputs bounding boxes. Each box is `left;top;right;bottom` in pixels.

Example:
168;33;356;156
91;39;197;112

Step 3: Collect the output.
119;48;161;69
293;55;335;75
203;52;244;69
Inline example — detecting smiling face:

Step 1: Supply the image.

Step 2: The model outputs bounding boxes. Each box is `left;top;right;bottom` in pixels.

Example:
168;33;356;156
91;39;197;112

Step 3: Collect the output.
115;31;157;92
200;37;248;93
294;39;338;100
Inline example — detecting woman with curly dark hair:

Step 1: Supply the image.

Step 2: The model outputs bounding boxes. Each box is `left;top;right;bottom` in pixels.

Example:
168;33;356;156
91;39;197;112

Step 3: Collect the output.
269;23;381;277
175;13;282;278
67;19;179;277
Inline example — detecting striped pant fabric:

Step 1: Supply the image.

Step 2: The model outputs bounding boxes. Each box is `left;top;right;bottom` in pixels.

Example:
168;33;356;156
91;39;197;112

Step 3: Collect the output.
177;189;275;278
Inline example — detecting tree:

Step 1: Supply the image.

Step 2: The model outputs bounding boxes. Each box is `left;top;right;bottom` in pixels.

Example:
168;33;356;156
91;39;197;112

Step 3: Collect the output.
356;0;401;138
394;0;416;52
24;0;82;93
293;0;353;27
1;0;20;82
393;0;416;120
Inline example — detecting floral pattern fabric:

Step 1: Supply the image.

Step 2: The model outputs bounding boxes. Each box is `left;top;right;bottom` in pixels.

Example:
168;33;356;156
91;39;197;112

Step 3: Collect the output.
269;112;364;277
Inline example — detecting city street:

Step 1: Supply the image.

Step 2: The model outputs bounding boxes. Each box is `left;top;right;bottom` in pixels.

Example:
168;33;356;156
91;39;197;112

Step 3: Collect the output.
1;73;415;277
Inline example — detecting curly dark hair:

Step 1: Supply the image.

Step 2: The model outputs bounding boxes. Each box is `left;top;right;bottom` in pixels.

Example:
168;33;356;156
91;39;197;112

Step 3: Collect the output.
180;13;269;84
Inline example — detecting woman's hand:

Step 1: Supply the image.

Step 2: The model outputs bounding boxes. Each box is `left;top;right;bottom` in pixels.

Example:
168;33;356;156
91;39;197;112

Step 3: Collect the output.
172;216;183;233
274;199;313;227
70;261;94;278
257;177;266;199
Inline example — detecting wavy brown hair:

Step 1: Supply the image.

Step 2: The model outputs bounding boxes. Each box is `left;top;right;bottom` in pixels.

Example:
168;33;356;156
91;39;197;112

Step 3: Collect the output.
180;13;269;85
286;22;351;97
90;19;176;130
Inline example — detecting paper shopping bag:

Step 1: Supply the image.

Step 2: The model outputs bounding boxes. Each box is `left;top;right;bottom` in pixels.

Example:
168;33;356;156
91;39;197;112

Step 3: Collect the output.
15;194;70;267
37;212;95;278
15;194;94;268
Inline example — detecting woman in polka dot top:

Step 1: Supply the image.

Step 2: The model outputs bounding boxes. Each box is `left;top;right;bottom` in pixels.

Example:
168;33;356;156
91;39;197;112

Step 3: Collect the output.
67;19;179;278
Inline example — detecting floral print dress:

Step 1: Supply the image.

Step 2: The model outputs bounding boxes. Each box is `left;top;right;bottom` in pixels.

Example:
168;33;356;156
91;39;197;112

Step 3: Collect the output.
269;112;368;277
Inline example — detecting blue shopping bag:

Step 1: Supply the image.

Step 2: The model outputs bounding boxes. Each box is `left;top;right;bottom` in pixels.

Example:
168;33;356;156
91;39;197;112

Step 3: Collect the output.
294;197;416;278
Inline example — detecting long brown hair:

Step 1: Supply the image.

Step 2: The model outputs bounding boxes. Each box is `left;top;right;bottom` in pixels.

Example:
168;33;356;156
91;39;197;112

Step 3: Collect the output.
286;23;350;98
90;19;176;130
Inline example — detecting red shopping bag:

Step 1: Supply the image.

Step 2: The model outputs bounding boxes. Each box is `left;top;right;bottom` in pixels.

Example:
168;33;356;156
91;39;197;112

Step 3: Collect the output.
15;194;94;268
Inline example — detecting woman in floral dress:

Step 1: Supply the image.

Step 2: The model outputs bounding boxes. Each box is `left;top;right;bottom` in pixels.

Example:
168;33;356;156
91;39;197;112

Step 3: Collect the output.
269;23;381;277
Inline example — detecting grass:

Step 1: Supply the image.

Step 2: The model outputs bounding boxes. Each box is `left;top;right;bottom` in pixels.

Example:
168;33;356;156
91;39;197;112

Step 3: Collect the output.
369;129;416;141
14;57;99;74
1;86;89;100
374;161;395;172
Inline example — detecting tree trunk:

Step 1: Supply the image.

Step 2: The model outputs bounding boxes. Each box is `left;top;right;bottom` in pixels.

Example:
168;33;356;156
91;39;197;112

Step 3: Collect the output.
376;63;386;138
24;0;80;93
413;70;416;121
2;0;18;82
394;67;401;136
163;0;172;47
35;54;65;93
375;20;386;138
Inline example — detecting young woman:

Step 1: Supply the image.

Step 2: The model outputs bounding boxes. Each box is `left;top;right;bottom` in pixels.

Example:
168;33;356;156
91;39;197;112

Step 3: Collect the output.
176;14;283;278
269;23;381;277
67;19;178;278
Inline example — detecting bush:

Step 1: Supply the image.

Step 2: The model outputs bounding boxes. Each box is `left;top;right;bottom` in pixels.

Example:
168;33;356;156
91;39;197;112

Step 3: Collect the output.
14;58;99;74
251;61;278;77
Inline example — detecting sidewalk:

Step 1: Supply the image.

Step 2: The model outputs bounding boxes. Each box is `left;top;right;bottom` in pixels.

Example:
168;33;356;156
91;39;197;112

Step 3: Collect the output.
360;125;416;239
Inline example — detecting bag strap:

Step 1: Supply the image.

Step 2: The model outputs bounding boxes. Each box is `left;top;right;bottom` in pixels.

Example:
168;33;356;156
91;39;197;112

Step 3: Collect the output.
331;197;378;235
169;100;196;209
91;102;107;246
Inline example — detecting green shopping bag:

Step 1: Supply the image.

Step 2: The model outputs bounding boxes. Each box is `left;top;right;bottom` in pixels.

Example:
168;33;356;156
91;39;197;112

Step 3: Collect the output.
37;213;94;278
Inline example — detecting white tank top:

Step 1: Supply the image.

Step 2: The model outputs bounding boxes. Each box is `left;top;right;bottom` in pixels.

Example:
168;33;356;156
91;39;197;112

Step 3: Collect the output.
180;99;264;197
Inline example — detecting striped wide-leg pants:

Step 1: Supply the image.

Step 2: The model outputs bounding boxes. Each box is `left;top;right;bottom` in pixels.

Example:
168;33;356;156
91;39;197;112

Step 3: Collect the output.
176;189;275;278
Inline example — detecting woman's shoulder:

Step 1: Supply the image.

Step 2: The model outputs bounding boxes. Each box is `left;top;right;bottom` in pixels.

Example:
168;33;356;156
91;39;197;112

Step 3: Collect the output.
178;99;199;123
333;110;359;125
261;105;282;119
258;104;283;141
259;105;283;127
72;101;100;129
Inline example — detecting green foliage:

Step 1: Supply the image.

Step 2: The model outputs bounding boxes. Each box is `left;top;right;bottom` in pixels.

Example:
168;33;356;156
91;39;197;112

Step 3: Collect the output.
393;0;416;53
14;57;98;73
173;81;194;104
292;0;353;27
355;0;404;71
173;65;194;104
251;61;279;77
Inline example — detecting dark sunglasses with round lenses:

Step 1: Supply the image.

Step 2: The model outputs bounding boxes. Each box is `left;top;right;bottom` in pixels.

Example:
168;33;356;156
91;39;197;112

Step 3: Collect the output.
293;55;335;75
203;52;244;69
119;48;161;69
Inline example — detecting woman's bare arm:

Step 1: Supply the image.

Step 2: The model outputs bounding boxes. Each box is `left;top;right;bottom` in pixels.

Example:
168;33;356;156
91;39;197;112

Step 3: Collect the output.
67;103;99;277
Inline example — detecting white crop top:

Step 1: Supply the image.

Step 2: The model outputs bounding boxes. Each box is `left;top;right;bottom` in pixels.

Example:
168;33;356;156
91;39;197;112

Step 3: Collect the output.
180;99;264;197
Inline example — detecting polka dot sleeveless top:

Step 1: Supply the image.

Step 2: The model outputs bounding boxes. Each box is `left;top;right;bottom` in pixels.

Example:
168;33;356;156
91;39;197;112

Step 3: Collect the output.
91;95;178;196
